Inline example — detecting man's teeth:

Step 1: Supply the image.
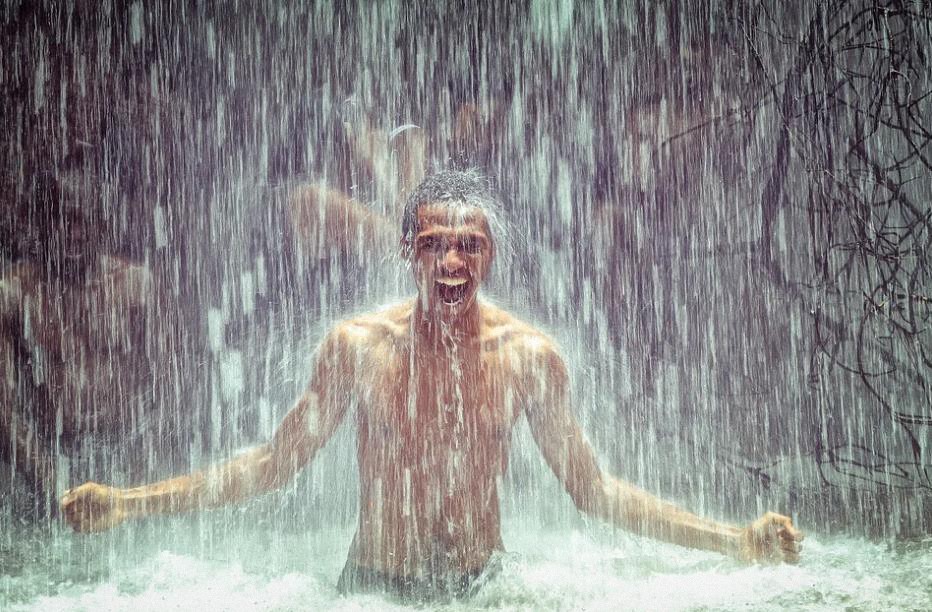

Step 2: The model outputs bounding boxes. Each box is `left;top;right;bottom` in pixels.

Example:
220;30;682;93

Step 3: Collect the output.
437;277;468;287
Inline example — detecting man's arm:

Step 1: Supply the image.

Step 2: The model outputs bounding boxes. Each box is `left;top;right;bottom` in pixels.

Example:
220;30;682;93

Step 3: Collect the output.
60;324;358;533
287;124;425;258
289;183;396;257
522;340;803;563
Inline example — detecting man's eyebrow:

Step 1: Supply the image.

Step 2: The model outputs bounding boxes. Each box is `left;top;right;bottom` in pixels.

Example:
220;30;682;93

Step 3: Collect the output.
415;228;489;240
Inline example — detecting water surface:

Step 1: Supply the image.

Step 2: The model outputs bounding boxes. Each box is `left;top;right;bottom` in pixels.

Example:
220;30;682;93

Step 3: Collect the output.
3;515;929;611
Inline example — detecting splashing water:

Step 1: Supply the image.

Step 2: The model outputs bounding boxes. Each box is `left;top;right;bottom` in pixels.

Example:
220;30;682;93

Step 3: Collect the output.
3;517;931;610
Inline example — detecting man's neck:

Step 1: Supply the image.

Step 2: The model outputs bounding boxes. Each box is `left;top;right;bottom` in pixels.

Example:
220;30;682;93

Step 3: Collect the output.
412;298;483;352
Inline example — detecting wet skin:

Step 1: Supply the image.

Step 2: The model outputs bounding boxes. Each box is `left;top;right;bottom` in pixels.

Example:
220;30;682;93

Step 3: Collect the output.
61;203;803;583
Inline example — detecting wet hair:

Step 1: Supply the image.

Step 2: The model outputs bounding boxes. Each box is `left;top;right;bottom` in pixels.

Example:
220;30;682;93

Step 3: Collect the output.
400;169;503;256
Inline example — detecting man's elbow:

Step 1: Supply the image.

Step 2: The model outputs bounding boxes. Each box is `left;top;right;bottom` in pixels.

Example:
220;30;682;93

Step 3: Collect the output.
258;445;310;493
566;478;615;520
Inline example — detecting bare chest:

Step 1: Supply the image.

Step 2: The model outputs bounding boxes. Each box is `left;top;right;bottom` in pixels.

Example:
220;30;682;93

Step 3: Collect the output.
356;348;522;470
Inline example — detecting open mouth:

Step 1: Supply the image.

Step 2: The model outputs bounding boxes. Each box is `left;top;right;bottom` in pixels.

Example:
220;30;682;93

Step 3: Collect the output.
435;276;470;305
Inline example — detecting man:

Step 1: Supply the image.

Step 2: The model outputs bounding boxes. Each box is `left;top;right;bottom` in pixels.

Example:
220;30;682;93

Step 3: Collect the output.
1;167;220;518
1;179;161;509
61;170;803;599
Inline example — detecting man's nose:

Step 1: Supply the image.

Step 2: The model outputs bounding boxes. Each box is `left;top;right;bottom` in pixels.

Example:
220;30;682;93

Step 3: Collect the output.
440;246;465;271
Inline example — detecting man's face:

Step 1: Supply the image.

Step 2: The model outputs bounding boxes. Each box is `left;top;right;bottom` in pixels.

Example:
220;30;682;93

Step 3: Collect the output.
410;203;494;319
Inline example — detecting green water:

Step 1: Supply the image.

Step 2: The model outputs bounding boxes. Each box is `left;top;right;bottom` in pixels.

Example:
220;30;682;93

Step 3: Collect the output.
2;515;929;611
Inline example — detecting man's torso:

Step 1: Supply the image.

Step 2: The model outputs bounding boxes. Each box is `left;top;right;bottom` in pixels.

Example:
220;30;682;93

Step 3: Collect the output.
339;300;542;578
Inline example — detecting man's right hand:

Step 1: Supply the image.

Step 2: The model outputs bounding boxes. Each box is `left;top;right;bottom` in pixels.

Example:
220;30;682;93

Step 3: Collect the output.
60;482;128;533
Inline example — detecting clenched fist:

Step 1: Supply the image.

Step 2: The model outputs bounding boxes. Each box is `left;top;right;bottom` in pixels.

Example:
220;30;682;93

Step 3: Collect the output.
738;511;804;564
60;482;127;533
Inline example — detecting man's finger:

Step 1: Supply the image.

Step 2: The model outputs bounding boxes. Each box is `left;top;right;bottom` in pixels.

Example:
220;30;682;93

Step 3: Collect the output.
781;540;801;553
777;525;804;542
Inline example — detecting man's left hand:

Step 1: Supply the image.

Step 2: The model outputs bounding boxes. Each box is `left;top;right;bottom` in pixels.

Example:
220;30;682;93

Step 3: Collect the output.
738;511;804;564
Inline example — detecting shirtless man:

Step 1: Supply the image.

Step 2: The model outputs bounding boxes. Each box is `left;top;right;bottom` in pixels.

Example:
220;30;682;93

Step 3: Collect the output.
0;194;157;503
1;179;204;510
61;170;803;599
286;103;426;260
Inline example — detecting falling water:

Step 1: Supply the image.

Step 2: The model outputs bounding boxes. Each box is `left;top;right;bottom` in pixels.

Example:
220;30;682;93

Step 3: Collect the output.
2;1;931;609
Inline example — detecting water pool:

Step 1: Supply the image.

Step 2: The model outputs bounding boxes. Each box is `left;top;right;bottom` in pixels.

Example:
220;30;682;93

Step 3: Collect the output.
3;515;929;611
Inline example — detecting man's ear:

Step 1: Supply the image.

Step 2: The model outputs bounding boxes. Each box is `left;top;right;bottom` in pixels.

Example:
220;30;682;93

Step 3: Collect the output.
399;237;413;261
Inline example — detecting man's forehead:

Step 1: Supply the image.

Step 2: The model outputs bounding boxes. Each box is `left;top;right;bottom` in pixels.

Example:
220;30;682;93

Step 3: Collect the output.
416;202;490;234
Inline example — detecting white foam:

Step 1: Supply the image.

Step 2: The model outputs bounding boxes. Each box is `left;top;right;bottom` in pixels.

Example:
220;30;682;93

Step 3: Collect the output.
5;524;927;611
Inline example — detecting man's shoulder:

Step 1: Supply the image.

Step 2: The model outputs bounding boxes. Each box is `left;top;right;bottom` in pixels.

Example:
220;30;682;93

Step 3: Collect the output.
480;303;562;361
328;301;412;347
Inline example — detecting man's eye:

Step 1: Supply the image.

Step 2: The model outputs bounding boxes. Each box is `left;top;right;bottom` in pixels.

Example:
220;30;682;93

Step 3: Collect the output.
461;238;481;254
419;237;437;251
